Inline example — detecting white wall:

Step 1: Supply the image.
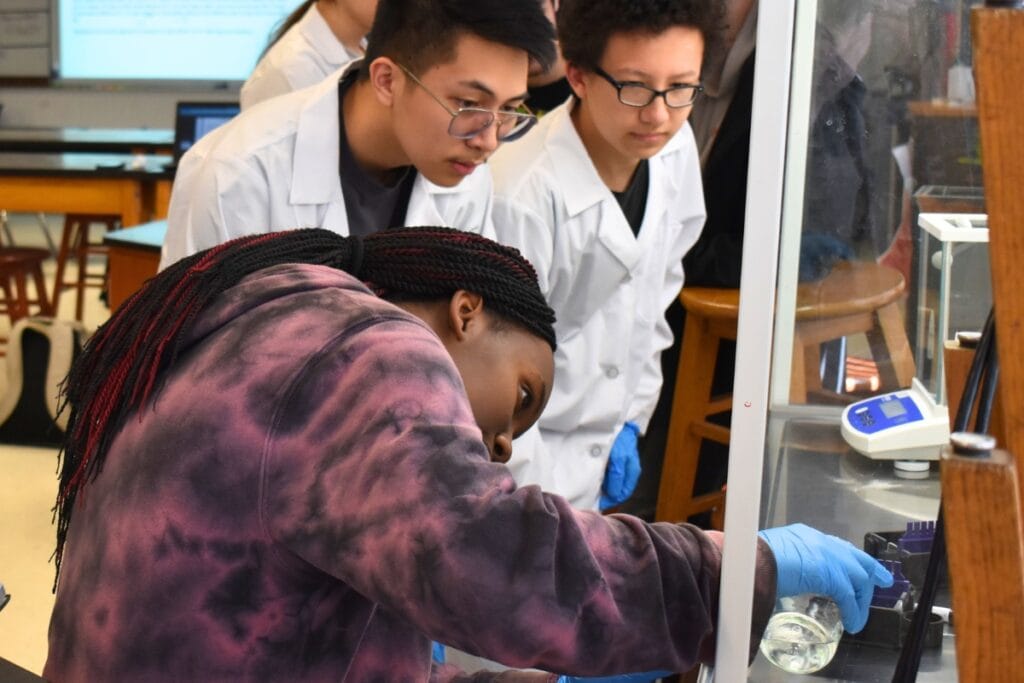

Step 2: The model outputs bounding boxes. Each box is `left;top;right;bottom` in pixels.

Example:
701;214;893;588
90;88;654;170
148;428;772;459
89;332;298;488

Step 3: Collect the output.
0;84;239;129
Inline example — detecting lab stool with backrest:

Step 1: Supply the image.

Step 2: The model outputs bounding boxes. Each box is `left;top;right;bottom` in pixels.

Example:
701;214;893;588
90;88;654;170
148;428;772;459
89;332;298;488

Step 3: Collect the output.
655;260;915;527
51;213;119;321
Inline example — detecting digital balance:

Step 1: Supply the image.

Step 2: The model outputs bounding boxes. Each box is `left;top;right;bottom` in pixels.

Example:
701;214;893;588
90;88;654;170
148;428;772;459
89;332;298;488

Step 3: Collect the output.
841;213;989;468
841;378;950;462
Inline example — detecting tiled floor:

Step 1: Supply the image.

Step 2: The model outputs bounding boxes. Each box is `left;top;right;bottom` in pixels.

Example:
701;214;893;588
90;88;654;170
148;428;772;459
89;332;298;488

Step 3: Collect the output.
1;213;111;675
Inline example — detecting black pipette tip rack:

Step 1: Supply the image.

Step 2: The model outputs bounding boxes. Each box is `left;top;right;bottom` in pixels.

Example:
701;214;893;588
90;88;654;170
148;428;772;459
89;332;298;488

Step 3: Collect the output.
863;524;948;590
843;524;947;650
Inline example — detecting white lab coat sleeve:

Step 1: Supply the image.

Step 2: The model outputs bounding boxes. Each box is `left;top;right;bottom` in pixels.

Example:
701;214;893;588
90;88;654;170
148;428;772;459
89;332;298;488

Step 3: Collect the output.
627;245;684;433
627;153;707;432
161;153;272;270
491;191;561;492
452;167;497;240
477;184;498;241
464;169;497;241
490;193;555;295
240;67;295;110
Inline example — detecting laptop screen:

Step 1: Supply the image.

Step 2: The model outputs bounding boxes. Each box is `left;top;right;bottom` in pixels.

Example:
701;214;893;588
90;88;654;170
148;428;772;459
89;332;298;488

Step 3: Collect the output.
173;102;240;163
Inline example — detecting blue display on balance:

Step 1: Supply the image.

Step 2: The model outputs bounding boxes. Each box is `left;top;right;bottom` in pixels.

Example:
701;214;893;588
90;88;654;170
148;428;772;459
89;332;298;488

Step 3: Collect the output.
847;394;924;435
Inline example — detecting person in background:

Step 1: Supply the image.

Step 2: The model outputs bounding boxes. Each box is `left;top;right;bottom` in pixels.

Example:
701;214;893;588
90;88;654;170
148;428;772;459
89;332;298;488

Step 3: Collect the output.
46;227;891;681
628;0;867;525
160;0;555;269
241;0;379;110
488;0;710;513
622;0;758;525
525;0;571;114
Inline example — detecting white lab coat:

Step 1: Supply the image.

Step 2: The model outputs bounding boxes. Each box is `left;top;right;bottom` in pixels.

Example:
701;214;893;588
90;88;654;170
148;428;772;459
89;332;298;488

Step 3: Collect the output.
240;3;361;110
490;100;706;510
161;70;495;269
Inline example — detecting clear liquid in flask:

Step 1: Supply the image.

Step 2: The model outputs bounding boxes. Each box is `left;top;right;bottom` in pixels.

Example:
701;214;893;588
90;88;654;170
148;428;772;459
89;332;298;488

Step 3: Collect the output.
760;601;842;674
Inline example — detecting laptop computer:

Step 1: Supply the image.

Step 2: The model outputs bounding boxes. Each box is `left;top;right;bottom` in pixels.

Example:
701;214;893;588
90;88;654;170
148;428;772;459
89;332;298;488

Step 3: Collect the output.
168;101;241;169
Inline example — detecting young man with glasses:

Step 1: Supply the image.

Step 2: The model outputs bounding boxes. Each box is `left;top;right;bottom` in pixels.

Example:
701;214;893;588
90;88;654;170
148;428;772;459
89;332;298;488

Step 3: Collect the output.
488;0;719;512
160;0;554;268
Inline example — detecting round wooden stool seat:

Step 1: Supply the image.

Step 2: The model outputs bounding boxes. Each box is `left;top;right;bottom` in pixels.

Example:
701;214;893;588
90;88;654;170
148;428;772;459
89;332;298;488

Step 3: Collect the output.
795;260;905;319
680;287;741;320
790;261;913;402
656;260;915;526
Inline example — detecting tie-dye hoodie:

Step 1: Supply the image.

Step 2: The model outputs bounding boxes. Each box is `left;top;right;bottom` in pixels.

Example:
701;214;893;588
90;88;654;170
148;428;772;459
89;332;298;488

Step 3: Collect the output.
45;264;776;682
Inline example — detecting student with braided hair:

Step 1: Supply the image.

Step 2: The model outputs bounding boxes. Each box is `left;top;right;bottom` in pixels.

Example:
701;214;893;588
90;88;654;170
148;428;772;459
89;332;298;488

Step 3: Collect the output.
46;227;890;681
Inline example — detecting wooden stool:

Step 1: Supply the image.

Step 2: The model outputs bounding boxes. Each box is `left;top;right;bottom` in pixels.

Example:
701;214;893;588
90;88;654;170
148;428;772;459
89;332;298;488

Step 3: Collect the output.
790;261;914;403
655;287;736;528
0;247;53;355
51;214;119;321
655;261;915;525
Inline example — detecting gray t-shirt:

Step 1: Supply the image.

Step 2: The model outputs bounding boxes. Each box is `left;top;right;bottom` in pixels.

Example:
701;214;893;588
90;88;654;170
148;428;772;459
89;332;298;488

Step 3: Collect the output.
337;65;416;236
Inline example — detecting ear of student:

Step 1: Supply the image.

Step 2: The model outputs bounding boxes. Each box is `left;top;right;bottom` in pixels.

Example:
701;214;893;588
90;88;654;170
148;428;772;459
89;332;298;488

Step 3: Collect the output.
564;62;587;99
368;57;400;106
448;290;485;339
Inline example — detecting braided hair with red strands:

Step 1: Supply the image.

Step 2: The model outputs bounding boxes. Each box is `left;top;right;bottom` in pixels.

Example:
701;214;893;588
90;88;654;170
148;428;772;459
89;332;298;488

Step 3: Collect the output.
53;226;556;584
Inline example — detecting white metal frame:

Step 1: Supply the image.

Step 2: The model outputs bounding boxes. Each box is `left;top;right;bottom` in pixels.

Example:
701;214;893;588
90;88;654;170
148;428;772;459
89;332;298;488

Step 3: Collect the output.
767;1;821;412
710;2;800;680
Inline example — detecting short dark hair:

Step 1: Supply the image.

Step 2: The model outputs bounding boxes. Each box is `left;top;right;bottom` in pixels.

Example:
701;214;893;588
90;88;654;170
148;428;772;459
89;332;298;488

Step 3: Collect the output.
557;0;724;73
360;0;556;78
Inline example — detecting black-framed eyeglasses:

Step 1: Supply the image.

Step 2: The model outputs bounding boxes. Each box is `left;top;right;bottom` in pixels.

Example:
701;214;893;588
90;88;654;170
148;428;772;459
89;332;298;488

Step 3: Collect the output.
398;64;538;142
593;66;704;109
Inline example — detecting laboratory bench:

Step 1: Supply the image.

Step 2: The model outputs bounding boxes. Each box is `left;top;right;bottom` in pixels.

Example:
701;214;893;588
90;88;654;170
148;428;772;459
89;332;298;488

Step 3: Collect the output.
103;220;166;311
744;413;955;682
0;152;173;229
0;126;173;155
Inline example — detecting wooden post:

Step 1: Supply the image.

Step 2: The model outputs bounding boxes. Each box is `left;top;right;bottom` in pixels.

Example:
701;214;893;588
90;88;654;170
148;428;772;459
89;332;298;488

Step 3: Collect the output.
973;7;1024;467
941;447;1024;682
940;7;1024;680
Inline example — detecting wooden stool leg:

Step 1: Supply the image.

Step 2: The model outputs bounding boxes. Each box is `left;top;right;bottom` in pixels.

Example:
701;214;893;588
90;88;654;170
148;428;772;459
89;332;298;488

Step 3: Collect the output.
868;300;916;389
0;276;12;316
657;312;720;523
29;260;52;317
74;218;88;322
11;268;30;321
790;330;820;404
52;215;77;314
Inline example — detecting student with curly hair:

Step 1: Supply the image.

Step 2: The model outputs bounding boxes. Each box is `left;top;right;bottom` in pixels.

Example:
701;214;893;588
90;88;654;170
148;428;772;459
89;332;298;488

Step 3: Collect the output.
489;0;717;513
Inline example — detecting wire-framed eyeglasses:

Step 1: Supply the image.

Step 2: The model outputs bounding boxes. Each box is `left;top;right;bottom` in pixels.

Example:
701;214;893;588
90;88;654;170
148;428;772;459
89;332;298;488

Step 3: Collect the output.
593;66;704;109
398;64;538;142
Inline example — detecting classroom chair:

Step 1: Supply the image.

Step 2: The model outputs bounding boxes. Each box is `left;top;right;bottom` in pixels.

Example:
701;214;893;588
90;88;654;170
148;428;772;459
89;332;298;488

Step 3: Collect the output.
0;247;52;355
51;213;118;321
655;260;915;526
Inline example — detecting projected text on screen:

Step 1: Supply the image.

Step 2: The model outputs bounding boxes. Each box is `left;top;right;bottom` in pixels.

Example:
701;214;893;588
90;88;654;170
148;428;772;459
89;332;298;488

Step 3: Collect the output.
59;0;293;80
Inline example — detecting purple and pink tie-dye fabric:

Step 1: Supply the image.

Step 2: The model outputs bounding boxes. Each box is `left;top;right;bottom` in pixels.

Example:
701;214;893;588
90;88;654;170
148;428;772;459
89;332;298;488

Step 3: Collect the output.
45;264;775;682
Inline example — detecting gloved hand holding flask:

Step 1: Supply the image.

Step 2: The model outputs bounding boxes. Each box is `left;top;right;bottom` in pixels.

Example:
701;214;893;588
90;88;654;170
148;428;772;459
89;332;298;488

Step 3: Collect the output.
758;523;894;633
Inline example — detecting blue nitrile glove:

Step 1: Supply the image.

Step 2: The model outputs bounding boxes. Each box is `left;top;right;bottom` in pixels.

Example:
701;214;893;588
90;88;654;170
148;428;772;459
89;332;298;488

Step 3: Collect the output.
600;421;641;510
432;642;445;664
557;671;674;683
759;523;894;633
798;232;854;282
